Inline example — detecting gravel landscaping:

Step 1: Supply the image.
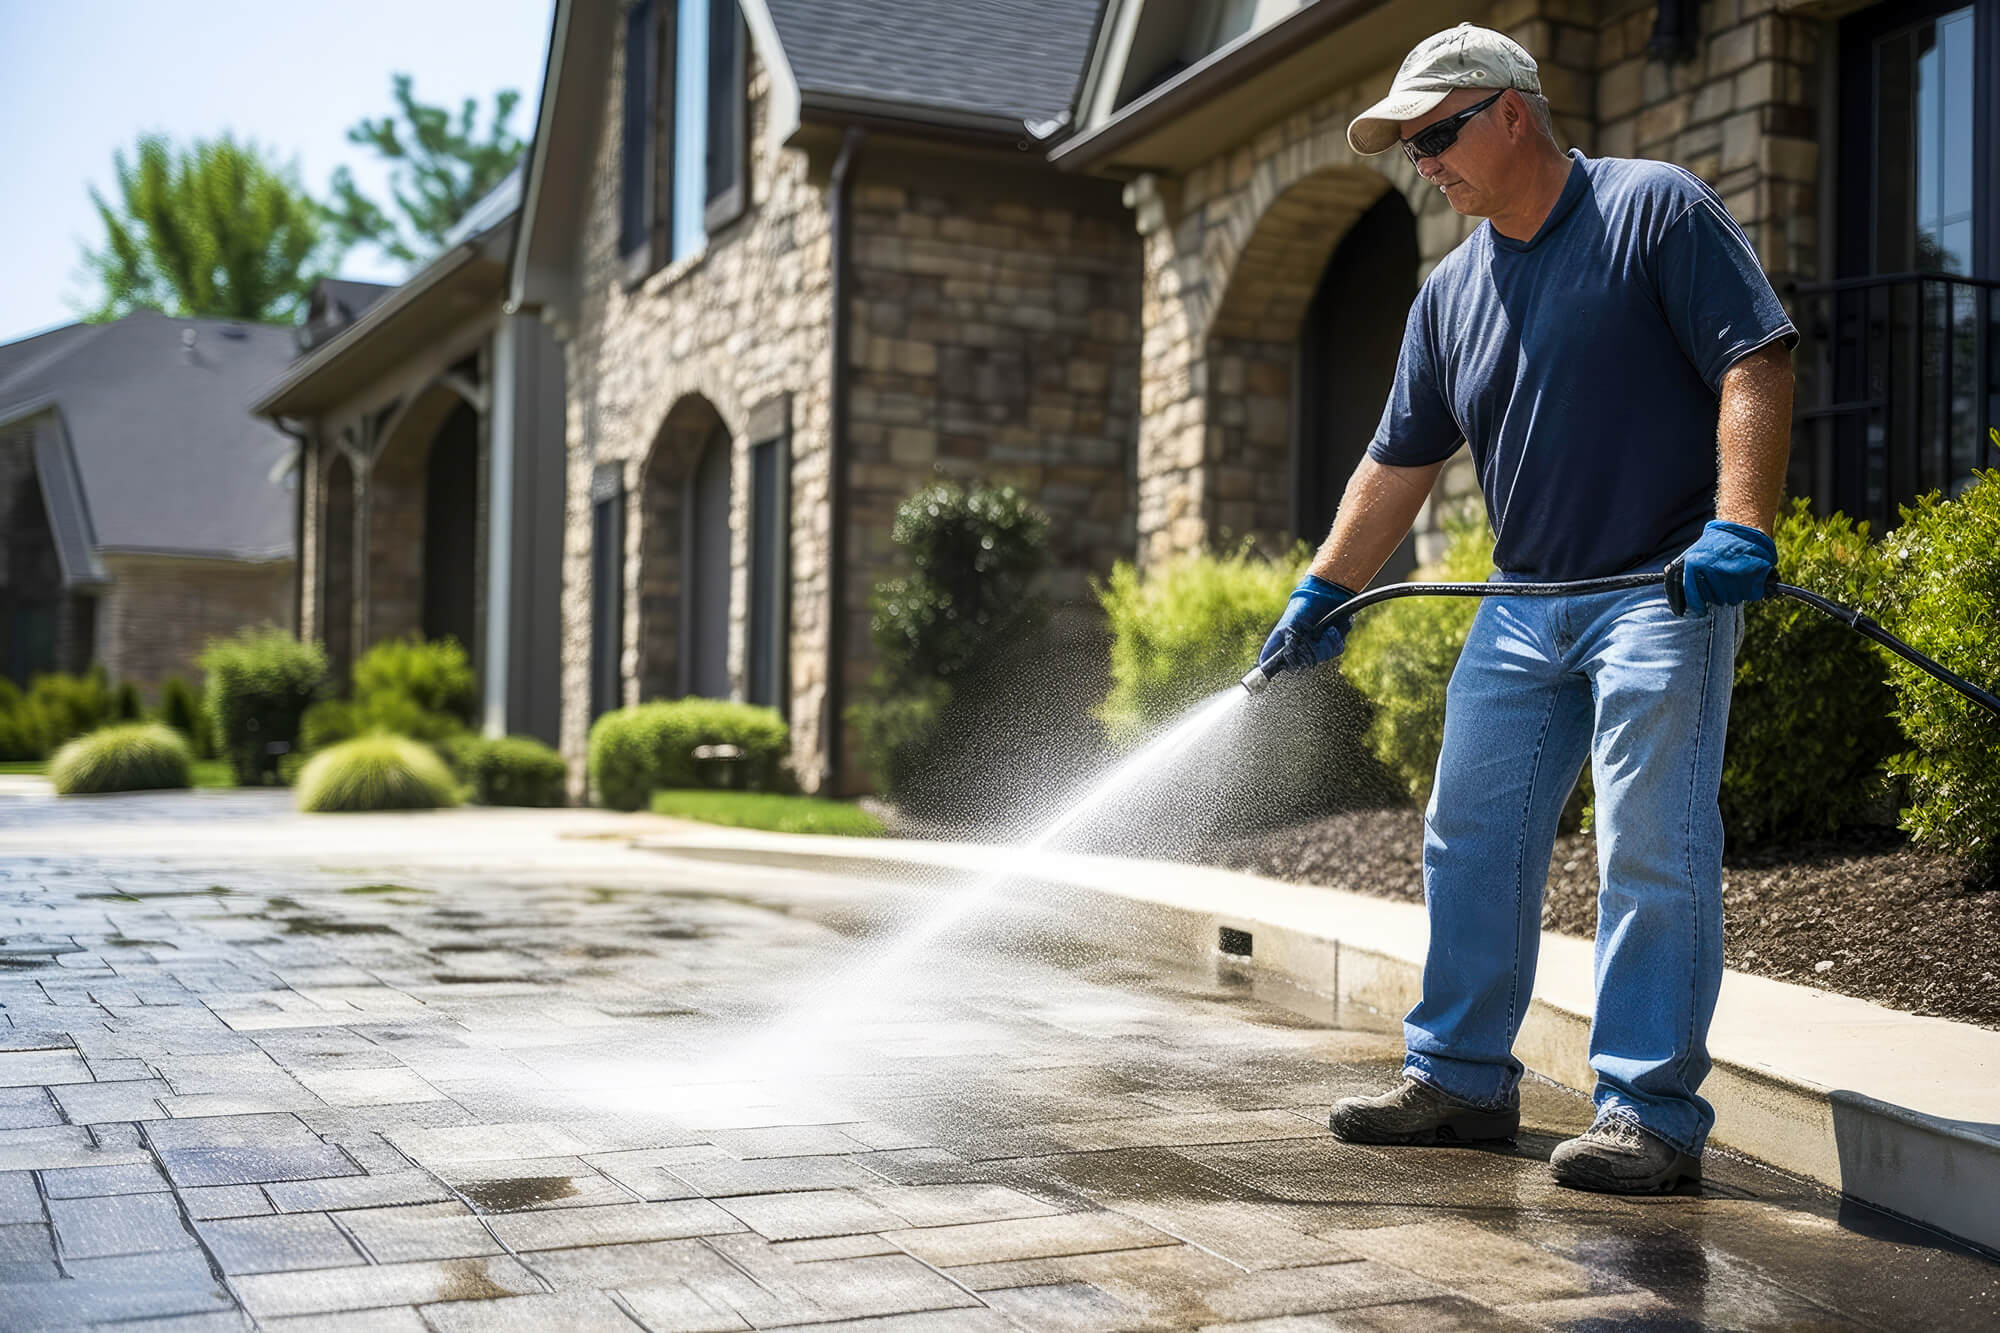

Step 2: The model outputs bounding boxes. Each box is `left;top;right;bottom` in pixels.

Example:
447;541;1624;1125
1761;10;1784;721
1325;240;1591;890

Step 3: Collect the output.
1199;808;2000;1030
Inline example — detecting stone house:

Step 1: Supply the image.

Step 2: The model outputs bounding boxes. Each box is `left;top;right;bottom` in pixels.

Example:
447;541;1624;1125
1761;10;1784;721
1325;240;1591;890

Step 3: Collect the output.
510;0;1140;794
1050;0;1998;567
257;173;569;745
0;313;297;692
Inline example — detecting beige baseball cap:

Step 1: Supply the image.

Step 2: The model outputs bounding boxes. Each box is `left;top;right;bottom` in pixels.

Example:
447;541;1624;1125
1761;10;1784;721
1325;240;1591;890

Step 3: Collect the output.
1347;23;1542;156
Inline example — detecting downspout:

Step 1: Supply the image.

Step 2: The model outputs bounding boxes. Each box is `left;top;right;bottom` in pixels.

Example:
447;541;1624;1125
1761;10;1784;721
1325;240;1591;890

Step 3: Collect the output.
822;125;865;794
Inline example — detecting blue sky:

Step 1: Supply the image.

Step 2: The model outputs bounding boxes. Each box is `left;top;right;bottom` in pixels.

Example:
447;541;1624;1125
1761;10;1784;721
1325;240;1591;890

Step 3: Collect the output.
0;0;555;346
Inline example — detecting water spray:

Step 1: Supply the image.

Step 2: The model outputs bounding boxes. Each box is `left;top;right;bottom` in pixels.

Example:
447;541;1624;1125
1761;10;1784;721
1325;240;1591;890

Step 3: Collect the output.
1239;565;2000;720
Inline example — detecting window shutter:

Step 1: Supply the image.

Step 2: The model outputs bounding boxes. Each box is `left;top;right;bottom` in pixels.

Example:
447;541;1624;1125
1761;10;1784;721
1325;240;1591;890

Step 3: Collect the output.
704;0;748;232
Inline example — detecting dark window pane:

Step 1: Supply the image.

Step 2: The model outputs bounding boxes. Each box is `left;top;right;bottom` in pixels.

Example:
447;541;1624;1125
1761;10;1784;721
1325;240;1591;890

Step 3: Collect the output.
619;0;656;255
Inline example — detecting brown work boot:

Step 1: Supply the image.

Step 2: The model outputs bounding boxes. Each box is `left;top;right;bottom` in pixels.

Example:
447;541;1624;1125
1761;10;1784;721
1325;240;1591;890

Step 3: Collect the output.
1550;1111;1701;1194
1329;1077;1520;1146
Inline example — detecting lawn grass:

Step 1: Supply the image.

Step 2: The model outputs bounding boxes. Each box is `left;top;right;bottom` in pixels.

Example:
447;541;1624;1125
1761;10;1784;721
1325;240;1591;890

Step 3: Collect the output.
1;758;235;788
649;788;885;837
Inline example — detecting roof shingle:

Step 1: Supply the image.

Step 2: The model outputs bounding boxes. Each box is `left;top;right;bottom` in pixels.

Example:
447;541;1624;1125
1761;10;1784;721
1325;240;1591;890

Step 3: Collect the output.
765;0;1104;129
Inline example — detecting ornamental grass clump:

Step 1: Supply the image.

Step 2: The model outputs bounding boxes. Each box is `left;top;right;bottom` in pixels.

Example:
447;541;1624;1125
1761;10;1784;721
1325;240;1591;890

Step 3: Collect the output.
49;723;192;795
1880;469;2000;875
295;735;460;813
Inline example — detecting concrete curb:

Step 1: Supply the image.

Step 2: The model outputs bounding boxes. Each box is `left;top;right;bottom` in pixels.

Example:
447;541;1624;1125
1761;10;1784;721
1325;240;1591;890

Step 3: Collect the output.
634;828;2000;1255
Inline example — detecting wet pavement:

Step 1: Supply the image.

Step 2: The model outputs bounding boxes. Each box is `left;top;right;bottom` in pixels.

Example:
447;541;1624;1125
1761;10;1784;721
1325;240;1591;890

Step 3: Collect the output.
0;793;1993;1330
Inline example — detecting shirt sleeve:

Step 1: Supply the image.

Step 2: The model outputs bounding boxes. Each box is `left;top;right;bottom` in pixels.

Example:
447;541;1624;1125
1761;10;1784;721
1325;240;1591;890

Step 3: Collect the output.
1366;288;1463;468
1655;196;1798;391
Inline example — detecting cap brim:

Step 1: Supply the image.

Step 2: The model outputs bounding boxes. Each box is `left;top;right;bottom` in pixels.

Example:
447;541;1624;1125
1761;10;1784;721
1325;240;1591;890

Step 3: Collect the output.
1346;87;1452;156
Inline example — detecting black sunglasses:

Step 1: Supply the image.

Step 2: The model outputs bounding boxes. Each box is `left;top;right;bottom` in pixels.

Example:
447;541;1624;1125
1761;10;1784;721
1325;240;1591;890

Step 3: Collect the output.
1400;90;1506;166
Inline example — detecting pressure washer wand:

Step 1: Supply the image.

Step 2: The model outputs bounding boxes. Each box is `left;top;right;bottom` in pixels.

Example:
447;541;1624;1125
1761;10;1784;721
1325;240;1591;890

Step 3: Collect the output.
1239;566;2000;722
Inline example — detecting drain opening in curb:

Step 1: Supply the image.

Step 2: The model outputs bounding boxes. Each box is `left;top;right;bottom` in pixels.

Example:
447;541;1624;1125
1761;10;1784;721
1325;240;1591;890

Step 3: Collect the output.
1218;927;1252;957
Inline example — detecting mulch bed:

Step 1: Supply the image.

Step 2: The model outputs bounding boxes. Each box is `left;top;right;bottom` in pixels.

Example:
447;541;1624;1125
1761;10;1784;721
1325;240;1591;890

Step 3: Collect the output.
1197;808;2000;1029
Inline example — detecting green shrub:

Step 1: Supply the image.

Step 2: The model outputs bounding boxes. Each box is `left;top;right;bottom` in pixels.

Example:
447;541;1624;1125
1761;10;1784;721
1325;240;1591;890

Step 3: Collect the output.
1097;543;1300;745
49;723;192;795
199;629;327;786
589;699;790;811
1881;470;2000;874
1721;501;1902;843
851;483;1051;808
0;679;38;762
295;734;461;813
1090;543;1398;846
297;636;474;761
158;676;213;758
351;635;476;727
26;668;114;754
1344;513;1497;806
454;735;568;807
112;681;143;722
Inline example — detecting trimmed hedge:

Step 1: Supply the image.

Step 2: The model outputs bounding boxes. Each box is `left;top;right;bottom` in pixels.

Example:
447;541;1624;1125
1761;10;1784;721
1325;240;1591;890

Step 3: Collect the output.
200;630;327;786
49;723;192;795
453;735;568;808
1722;501;1902;843
1882;470;2000;874
589;699;789;811
295;735;461;813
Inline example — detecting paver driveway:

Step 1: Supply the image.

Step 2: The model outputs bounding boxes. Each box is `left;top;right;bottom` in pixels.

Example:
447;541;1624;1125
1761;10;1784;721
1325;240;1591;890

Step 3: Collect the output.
0;791;1992;1330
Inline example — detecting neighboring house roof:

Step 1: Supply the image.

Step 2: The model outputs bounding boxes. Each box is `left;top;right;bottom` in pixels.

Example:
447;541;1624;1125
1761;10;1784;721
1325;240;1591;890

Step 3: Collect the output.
0;312;299;564
763;0;1104;130
300;279;396;352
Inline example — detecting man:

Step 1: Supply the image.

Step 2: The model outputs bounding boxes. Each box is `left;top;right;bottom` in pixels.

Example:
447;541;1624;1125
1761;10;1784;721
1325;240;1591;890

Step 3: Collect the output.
1256;24;1795;1194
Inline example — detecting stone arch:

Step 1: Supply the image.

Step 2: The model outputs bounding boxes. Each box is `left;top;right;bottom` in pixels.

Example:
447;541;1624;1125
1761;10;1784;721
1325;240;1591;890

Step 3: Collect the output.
1195;147;1438;550
320;450;356;683
366;377;482;651
636;393;736;702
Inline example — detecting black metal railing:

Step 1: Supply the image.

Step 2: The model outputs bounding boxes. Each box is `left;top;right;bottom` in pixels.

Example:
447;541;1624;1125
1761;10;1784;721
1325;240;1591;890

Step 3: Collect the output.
1790;271;2000;532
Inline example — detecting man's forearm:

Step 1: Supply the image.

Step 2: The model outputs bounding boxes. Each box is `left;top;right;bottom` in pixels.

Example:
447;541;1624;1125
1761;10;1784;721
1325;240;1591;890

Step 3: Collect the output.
1308;454;1447;589
1714;342;1793;534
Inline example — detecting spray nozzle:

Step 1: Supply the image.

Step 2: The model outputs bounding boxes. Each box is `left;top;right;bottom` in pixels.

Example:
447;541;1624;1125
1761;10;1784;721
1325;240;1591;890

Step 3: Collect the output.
1240;664;1273;695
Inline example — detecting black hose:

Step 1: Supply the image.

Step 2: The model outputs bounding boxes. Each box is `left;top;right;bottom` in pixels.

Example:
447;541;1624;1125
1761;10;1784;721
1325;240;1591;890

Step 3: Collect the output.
1242;570;2000;721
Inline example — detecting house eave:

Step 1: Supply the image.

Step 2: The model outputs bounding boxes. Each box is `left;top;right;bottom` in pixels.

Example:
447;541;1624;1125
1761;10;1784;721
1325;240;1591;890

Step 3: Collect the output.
252;239;505;419
1053;0;1472;175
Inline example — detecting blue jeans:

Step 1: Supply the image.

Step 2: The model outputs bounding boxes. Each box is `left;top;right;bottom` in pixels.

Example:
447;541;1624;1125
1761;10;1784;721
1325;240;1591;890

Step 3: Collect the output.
1401;577;1741;1155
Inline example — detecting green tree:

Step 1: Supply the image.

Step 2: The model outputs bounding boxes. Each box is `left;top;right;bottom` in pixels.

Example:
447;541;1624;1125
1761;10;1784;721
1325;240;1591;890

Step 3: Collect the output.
80;133;333;322
327;75;525;266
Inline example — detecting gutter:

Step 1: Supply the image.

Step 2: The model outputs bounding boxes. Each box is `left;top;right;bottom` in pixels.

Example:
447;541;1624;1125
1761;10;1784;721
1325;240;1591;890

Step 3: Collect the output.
250;242;483;417
822;125;865;795
1050;0;1391;172
798;91;1030;150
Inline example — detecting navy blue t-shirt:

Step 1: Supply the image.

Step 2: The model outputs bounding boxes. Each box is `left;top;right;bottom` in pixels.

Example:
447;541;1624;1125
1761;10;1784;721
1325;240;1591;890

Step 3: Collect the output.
1368;150;1797;580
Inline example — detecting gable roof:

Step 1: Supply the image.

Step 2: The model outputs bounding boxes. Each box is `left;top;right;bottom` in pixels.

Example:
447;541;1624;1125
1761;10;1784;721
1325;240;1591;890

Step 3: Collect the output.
764;0;1104;131
0;313;299;563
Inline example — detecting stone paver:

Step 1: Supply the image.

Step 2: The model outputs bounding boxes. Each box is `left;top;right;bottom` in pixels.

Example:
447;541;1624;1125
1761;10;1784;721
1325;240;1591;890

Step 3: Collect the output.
0;798;1992;1330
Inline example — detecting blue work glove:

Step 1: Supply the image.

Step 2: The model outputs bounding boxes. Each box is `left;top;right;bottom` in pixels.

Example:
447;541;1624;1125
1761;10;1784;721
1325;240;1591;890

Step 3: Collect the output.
1675;520;1777;618
1257;575;1358;676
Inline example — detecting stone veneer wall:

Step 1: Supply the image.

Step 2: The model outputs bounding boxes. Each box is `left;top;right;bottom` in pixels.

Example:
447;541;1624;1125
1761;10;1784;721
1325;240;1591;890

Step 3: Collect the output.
845;162;1141;631
95;554;293;694
559;42;835;794
1127;0;1822;569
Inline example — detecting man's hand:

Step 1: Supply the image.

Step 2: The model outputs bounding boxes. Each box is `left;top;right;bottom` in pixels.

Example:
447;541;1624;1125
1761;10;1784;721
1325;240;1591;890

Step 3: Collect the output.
1258;575;1358;676
1673;520;1776;618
